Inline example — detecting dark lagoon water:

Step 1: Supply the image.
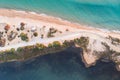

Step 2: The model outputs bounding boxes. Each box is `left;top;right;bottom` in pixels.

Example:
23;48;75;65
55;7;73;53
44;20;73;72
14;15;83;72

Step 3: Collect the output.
0;48;120;80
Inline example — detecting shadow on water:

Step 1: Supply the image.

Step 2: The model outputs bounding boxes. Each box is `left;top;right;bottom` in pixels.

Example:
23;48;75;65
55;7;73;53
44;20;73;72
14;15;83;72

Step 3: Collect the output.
0;47;120;80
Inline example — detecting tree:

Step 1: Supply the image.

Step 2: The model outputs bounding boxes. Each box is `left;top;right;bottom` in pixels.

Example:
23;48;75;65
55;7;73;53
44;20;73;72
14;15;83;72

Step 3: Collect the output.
74;37;89;50
20;22;25;30
47;32;54;38
10;48;15;54
52;41;61;47
36;43;46;50
63;40;70;47
20;26;25;30
74;38;79;43
47;28;57;38
24;45;34;50
20;33;29;42
16;28;20;31
48;43;53;48
41;34;44;38
49;28;57;33
17;47;23;52
33;32;38;37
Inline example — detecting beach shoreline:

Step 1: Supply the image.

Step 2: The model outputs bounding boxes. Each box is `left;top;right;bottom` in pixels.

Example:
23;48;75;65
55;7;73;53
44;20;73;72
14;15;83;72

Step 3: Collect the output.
0;8;120;38
0;8;120;35
0;8;120;71
0;9;111;31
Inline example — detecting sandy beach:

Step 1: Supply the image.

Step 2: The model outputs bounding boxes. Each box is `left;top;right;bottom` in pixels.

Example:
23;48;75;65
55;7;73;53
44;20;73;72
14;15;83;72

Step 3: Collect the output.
0;9;120;36
0;9;108;31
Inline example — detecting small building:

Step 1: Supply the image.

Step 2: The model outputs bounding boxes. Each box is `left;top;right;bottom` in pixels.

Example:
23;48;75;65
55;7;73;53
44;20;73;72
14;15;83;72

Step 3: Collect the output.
4;24;10;31
31;26;37;32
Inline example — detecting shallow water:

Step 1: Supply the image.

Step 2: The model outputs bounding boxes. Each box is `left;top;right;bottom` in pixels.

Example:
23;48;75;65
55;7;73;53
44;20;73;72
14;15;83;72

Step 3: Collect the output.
0;0;120;30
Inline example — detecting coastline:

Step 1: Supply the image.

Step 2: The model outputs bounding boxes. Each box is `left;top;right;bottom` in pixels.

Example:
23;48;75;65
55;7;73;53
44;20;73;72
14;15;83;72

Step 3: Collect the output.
0;9;120;39
0;8;120;34
0;9;113;31
0;8;120;71
0;9;93;31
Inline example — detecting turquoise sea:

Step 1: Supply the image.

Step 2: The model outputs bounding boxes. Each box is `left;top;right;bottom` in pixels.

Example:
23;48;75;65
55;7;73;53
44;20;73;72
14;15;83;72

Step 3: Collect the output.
0;0;120;80
0;0;120;30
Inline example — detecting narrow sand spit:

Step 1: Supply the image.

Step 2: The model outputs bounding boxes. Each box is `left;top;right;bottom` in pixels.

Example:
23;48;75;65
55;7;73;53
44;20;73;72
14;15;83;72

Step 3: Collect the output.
0;9;120;67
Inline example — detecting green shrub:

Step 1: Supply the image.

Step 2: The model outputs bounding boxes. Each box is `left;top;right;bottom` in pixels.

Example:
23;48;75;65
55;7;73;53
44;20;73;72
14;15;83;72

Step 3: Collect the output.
20;33;29;42
20;26;25;30
17;47;23;52
53;41;61;47
74;37;89;50
10;48;15;53
47;32;54;38
20;22;25;30
41;34;44;38
47;28;57;38
63;40;69;47
35;43;46;50
16;28;20;31
48;41;61;48
33;32;38;37
48;43;53;48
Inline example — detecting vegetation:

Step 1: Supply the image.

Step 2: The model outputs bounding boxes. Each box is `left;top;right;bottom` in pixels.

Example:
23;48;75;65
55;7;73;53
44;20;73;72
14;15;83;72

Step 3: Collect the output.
20;33;29;42
66;29;69;31
27;30;30;32
35;43;46;50
16;28;20;31
20;22;25;30
0;37;90;63
48;43;53;48
5;31;7;33
17;47;23;52
20;26;25;30
47;28;58;38
41;34;44;38
59;31;62;34
63;40;74;47
10;48;15;54
33;32;38;37
74;37;89;50
0;49;20;61
0;40;66;62
24;45;34;51
63;40;69;47
47;32;54;38
6;53;20;60
52;41;61;47
50;28;57;33
48;41;61;48
108;36;120;45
